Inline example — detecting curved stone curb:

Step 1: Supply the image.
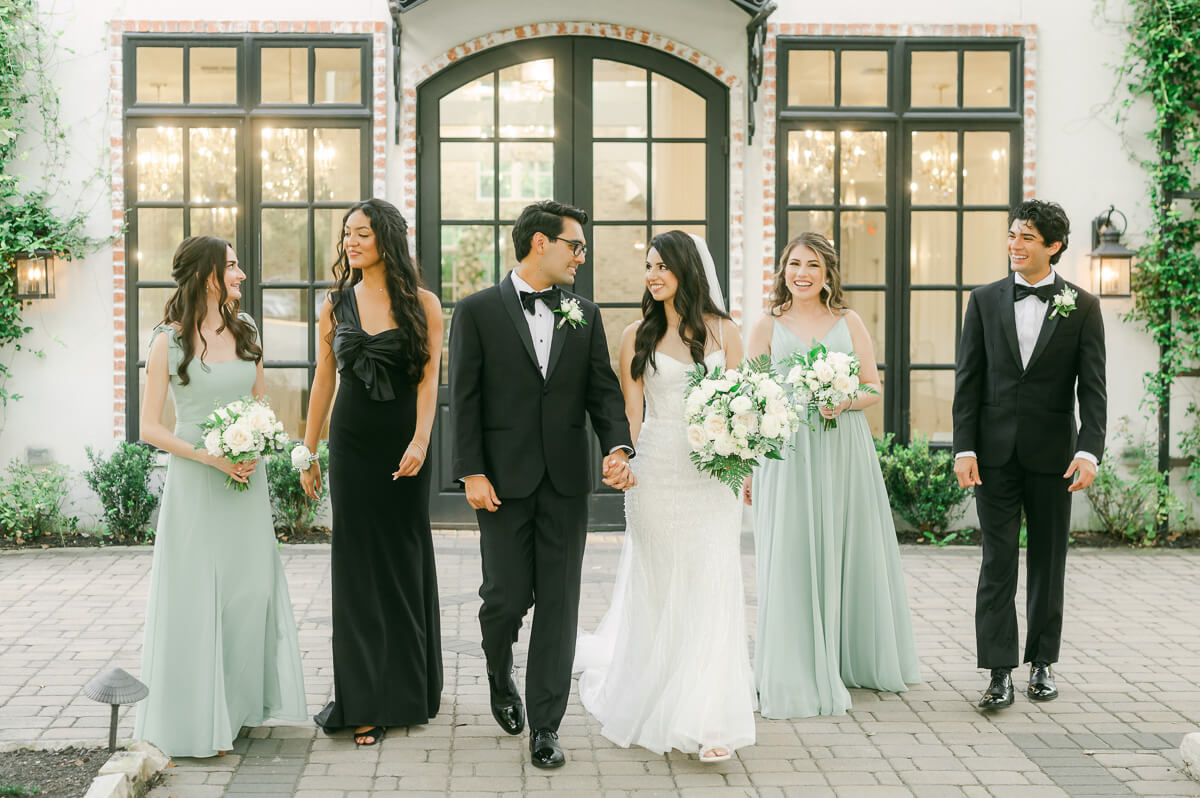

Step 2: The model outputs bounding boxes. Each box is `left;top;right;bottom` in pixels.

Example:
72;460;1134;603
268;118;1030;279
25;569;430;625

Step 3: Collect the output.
1183;732;1200;782
83;741;170;798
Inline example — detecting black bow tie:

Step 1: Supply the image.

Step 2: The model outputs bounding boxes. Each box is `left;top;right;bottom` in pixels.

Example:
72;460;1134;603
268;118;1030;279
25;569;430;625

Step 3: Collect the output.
520;288;560;314
1014;282;1056;303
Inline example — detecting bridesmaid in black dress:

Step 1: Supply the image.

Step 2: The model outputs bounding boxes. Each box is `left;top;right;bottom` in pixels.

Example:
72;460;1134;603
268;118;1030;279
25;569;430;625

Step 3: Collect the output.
299;198;443;745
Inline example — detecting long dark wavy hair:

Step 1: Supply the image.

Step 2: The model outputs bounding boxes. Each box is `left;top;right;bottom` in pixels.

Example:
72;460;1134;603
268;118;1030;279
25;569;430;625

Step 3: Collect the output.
631;231;730;381
768;232;847;316
328;198;429;386
159;236;261;386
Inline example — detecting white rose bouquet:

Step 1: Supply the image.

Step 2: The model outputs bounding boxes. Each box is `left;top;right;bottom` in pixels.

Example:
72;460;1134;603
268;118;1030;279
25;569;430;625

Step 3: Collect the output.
196;396;290;491
683;354;804;494
783;343;877;431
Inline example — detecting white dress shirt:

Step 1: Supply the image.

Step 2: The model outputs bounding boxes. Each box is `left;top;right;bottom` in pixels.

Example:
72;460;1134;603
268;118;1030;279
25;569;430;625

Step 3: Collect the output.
955;270;1096;466
510;270;555;378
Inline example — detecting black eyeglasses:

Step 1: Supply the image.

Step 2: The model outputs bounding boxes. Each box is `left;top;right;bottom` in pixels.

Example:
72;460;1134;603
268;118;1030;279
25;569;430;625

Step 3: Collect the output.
548;236;588;257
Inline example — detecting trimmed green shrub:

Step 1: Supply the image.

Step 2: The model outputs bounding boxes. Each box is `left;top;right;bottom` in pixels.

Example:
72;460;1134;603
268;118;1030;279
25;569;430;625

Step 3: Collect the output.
0;459;76;542
1087;432;1188;546
266;441;330;538
82;442;160;544
875;434;970;544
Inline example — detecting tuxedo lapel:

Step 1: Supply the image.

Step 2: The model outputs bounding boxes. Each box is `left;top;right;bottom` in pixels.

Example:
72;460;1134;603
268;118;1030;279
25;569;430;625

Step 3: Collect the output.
498;273;541;375
545;292;571;381
1024;274;1065;373
998;275;1023;371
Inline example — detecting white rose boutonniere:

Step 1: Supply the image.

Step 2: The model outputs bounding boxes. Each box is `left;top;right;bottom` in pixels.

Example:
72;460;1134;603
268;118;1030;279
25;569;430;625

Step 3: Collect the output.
553;297;587;329
1050;286;1078;319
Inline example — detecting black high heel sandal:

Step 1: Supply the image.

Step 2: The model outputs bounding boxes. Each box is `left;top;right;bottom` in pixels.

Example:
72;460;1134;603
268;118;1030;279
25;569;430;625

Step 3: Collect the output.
354;726;386;746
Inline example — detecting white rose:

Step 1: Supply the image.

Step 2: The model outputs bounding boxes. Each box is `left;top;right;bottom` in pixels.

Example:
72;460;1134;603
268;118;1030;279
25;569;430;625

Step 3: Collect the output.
734;412;759;434
760;380;784;399
685;390;707;415
730;394;753;415
766;398;787;417
761;415;781;439
786;365;806;386
699;383;717;402
227;400;247;416
805;376;822;392
713;432;736;456
731;421;749;440
813;359;835;383
724;369;742;383
827;351;853;372
703;414;726;440
290;444;314;470
204;428;224;457
738;444;755;459
222;420;256;454
832;373;855;394
245;404;275;434
686;424;707;451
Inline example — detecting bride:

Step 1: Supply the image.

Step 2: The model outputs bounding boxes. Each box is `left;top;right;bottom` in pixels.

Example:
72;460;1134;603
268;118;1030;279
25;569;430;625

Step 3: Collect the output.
575;231;756;762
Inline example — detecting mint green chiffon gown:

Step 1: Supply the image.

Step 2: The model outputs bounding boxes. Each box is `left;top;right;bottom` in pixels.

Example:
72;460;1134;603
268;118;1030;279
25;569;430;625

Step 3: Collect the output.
134;320;307;757
753;317;920;719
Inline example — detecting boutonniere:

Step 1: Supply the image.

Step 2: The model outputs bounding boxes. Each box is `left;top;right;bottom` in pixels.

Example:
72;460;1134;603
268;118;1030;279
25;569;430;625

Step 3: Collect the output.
553;297;587;329
1050;286;1077;319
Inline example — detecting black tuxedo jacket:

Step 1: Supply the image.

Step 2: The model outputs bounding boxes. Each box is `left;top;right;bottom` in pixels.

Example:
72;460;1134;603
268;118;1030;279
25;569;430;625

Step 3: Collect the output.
449;273;633;499
952;273;1107;474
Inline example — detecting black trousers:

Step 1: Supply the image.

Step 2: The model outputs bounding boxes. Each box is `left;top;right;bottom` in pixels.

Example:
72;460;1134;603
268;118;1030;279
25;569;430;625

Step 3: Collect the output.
476;475;588;732
974;456;1072;669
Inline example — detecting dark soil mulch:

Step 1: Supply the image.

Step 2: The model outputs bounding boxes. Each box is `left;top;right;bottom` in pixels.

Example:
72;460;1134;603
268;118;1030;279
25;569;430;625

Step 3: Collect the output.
897;528;1200;548
274;525;332;544
0;746;111;798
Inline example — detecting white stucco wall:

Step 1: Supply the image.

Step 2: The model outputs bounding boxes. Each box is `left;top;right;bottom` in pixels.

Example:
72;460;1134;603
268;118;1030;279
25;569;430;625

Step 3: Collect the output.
0;0;1176;528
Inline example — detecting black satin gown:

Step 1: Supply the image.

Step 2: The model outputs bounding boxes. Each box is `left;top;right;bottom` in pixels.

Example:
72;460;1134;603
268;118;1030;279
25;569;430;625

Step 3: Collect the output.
314;288;442;730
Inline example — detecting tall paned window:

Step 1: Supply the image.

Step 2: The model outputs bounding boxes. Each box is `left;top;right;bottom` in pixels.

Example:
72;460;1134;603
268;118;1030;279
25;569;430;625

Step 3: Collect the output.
419;38;728;526
777;38;1022;443
124;35;372;442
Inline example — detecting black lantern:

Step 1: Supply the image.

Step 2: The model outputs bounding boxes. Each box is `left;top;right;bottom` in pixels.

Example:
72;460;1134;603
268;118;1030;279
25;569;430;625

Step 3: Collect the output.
13;249;57;300
1089;206;1136;297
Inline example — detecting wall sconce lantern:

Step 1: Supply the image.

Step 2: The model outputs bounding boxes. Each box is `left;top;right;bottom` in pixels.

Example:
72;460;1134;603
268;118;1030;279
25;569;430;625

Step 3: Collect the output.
1089;206;1135;297
13;249;57;300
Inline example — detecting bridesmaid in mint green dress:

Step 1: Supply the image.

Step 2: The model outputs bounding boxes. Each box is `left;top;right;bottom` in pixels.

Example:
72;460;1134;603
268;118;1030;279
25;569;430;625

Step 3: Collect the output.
135;236;306;757
745;232;919;719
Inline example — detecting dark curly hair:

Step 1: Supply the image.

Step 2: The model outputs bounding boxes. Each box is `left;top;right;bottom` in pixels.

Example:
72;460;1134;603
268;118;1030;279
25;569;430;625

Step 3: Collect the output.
511;200;589;261
631;231;730;381
159;236;261;386
328;199;429;386
1010;199;1070;265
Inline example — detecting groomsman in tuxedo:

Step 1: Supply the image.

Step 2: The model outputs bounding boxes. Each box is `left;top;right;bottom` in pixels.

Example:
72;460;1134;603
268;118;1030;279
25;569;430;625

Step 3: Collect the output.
449;200;635;767
952;199;1107;709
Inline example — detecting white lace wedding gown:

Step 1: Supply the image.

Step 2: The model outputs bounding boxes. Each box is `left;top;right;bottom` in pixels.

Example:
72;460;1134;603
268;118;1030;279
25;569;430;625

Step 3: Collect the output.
575;349;757;755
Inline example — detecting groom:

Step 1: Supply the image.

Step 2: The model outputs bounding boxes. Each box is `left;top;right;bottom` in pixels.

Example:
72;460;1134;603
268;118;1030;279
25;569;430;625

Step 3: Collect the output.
952;199;1107;710
449;200;635;768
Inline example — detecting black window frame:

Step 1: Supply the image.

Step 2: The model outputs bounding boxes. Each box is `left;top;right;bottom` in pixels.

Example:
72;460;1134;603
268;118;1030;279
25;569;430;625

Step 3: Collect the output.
776;35;1024;444
123;33;373;442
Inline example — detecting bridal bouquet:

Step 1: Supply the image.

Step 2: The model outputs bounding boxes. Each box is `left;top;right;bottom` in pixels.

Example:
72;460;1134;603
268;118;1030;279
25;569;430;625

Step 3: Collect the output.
684;355;803;494
196;396;290;491
783;343;875;431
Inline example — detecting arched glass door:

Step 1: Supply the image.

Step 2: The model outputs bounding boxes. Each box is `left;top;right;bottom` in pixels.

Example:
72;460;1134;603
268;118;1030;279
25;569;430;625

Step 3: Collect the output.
418;37;729;528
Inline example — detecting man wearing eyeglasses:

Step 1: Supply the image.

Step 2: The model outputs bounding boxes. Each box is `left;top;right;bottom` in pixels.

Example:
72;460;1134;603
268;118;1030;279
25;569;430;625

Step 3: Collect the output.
449;199;635;769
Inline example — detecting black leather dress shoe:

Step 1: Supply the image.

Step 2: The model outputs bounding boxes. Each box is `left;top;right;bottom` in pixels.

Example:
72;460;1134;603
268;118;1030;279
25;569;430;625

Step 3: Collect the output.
978;667;1014;709
529;728;565;769
487;670;525;735
1027;662;1058;701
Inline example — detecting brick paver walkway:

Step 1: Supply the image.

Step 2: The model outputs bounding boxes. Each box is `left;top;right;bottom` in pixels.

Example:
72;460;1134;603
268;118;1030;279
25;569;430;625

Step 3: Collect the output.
1;533;1198;797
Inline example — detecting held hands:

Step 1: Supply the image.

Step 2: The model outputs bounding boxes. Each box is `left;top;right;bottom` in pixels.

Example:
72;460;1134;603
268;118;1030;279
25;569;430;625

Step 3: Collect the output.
464;475;502;512
602;450;636;491
954;456;983;489
393;440;428;479
300;463;323;499
206;453;257;484
819;397;853;421
1064;457;1097;492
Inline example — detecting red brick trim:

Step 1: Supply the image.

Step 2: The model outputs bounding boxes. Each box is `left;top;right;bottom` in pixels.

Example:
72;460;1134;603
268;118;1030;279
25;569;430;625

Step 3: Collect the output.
107;19;388;439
